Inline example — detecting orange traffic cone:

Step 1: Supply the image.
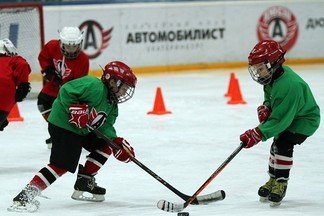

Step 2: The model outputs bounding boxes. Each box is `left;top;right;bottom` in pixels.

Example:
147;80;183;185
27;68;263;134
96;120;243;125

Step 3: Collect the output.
224;72;236;97
147;87;172;115
8;103;24;121
227;78;247;105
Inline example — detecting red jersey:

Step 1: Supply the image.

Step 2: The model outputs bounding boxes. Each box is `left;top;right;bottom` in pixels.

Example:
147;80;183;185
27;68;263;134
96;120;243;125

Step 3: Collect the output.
39;40;89;97
0;55;31;111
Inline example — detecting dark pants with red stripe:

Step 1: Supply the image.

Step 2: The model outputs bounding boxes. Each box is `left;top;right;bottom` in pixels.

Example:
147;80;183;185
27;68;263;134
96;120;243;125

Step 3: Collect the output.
48;123;108;173
268;130;307;181
28;123;111;190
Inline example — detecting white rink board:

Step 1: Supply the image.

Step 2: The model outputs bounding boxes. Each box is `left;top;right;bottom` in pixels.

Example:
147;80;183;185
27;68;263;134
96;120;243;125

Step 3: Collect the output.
41;0;324;71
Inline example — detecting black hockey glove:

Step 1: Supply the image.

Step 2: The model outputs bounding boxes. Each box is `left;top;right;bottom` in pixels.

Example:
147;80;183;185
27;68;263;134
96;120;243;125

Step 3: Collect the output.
43;67;62;84
0;119;9;131
15;82;31;102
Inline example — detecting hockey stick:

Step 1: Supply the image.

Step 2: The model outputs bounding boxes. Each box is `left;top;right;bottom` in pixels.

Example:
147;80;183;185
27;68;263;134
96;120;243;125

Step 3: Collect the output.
57;56;65;88
157;142;245;212
86;124;225;205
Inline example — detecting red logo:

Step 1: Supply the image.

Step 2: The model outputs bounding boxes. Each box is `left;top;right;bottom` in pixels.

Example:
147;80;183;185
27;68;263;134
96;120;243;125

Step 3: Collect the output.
79;20;113;59
53;58;71;79
257;6;298;52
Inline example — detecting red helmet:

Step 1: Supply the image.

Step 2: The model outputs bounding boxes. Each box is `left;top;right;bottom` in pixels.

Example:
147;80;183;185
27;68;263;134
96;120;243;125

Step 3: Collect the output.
248;40;285;66
102;61;137;103
248;40;286;85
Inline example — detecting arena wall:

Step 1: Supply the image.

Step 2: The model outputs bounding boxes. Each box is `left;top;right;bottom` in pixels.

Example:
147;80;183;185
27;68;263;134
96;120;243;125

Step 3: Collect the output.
35;0;324;79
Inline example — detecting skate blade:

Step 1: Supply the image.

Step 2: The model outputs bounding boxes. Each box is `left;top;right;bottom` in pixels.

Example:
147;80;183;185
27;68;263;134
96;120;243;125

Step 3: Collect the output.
270;201;281;207
71;190;105;202
259;196;269;203
7;201;39;213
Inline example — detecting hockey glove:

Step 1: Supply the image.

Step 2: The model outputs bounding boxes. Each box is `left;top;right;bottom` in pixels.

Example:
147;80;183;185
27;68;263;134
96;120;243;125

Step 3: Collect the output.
0;119;9;131
88;108;107;129
68;104;89;128
257;105;270;123
112;137;135;163
240;127;262;148
42;67;62;84
15;82;31;102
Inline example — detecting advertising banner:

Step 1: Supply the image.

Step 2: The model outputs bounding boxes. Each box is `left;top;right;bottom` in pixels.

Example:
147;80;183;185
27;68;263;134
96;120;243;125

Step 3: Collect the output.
42;0;324;72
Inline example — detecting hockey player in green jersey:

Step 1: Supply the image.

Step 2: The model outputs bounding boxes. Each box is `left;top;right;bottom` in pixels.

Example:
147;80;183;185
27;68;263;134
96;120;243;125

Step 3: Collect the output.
8;61;137;212
239;40;320;207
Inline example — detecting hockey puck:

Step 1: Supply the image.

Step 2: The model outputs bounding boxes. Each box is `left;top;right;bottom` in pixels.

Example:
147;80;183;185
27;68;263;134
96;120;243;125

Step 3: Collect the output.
178;212;189;216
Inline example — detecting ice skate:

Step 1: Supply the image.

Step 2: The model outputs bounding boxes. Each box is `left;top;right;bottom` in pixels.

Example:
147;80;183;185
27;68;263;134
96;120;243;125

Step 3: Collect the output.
269;180;288;207
258;177;275;202
7;184;41;213
71;164;106;202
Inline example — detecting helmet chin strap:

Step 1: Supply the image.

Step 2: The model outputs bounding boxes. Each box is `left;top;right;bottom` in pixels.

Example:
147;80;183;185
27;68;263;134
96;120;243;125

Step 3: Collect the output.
263;62;284;85
106;79;123;104
107;89;118;104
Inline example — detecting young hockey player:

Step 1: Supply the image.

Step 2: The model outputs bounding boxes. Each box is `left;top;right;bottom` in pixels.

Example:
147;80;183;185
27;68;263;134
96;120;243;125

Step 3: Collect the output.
239;40;320;207
8;61;137;212
37;26;89;148
0;38;31;131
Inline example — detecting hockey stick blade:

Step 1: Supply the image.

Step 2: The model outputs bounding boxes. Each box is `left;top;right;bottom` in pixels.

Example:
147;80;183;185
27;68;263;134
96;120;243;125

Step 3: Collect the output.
157;200;185;213
196;190;225;204
157;190;225;212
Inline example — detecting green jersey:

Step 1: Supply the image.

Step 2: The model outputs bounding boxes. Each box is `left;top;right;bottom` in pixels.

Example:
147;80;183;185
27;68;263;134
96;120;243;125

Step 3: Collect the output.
48;76;118;139
258;65;320;141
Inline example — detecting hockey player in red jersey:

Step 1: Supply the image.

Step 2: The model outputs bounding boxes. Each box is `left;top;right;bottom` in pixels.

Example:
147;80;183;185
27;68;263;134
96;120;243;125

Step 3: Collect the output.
8;61;137;213
0;38;31;131
240;40;320;207
37;26;89;148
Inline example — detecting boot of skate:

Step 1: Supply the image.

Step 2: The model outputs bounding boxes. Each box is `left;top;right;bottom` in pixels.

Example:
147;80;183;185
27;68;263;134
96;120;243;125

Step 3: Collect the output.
71;164;106;202
8;184;41;212
269;180;288;207
258;177;275;202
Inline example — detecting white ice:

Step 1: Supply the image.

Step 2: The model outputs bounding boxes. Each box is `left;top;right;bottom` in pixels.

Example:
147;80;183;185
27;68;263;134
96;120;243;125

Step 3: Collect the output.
1;64;324;216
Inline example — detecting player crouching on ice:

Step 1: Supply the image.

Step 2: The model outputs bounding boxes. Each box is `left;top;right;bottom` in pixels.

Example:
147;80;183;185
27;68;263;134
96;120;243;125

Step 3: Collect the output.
8;61;137;212
0;38;31;131
239;40;320;207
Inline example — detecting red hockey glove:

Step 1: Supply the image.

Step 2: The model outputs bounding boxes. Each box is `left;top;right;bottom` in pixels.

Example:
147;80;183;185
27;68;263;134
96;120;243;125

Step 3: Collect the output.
257;105;270;123
112;137;135;163
240;127;262;148
68;104;89;128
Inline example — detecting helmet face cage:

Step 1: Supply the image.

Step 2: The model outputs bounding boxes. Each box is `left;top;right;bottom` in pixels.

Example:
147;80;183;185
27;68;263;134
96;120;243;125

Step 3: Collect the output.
59;27;83;59
115;81;135;104
248;62;273;85
104;77;136;104
0;38;17;56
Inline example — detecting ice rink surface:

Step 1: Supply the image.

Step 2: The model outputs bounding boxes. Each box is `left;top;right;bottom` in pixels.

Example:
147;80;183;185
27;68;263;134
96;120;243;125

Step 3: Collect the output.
1;64;323;216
